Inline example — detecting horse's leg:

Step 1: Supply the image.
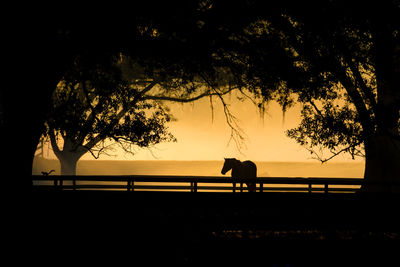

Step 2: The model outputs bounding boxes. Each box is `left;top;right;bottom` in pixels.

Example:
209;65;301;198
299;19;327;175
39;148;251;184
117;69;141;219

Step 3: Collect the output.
247;182;255;192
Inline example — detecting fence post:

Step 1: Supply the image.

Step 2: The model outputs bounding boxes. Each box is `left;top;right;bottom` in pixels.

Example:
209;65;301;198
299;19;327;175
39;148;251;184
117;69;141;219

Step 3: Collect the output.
233;182;236;193
190;181;198;192
240;183;243;193
131;176;135;192
127;178;131;192
259;182;263;193
53;178;60;191
308;183;312;193
324;183;329;193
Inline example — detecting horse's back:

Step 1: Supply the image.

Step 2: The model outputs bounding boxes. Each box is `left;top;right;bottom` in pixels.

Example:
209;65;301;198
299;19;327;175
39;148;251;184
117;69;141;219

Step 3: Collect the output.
242;160;257;177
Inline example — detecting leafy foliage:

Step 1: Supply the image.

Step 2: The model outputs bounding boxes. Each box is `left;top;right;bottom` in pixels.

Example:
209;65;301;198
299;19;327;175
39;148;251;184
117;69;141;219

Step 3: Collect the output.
210;0;400;162
287;101;364;162
42;0;400;165
46;57;175;159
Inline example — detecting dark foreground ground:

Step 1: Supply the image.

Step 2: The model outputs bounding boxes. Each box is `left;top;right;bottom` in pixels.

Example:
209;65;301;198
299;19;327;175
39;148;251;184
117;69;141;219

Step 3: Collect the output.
5;190;400;264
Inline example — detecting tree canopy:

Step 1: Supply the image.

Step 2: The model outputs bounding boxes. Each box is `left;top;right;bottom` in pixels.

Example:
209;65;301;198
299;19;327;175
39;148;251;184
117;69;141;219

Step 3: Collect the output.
46;63;175;174
44;51;238;175
3;0;400;191
211;0;400;190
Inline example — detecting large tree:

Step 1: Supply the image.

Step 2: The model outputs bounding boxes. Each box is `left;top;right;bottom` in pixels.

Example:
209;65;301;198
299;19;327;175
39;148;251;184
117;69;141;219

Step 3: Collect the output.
214;1;400;191
45;54;236;175
1;1;233;188
47;80;175;175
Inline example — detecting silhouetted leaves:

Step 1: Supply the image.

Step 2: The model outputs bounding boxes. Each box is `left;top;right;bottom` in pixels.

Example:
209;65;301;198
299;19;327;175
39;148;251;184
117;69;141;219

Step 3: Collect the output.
214;0;400;164
46;58;176;164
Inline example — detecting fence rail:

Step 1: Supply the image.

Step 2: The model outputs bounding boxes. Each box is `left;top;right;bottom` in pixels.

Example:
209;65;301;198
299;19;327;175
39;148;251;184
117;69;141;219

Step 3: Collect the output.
32;175;364;193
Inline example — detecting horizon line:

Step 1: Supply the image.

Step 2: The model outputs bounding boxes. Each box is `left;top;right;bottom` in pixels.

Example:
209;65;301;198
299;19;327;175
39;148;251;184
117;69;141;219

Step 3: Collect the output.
35;157;364;163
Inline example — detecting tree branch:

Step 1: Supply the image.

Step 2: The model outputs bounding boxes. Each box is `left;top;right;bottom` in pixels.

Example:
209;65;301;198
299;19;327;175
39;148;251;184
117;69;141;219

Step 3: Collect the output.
143;88;234;103
82;141;116;159
347;59;377;114
135;80;159;99
84;146;104;159
307;141;363;163
309;100;323;117
80;80;159;153
82;106;129;152
77;82;105;144
219;94;247;153
334;62;374;138
199;73;247;153
48;128;62;159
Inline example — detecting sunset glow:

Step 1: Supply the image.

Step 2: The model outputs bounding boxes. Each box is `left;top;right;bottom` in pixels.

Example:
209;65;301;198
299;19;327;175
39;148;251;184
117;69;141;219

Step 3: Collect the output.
34;92;364;177
37;93;364;162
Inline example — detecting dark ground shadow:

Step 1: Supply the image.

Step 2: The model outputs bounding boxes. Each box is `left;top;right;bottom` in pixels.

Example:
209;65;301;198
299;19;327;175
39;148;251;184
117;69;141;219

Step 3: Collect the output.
8;189;400;264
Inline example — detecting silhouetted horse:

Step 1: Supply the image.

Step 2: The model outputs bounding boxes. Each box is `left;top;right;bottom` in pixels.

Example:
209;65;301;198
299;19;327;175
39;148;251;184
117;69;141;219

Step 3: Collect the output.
221;158;257;192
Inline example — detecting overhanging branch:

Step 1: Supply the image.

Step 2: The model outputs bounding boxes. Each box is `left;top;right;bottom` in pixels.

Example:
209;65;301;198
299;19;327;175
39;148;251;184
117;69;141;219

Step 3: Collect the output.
306;141;364;163
143;87;235;103
334;62;374;138
199;74;247;153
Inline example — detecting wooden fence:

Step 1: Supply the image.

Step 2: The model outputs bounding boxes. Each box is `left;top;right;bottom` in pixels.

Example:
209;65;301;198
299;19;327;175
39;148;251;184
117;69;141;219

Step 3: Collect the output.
32;175;364;193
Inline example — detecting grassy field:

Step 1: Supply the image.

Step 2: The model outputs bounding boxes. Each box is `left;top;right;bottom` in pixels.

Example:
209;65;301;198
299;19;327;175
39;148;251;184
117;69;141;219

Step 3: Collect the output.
33;157;364;178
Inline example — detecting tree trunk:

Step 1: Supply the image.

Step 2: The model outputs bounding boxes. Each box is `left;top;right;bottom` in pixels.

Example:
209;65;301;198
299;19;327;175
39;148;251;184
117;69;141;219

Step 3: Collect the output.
362;22;400;192
1;125;42;190
2;69;56;190
60;154;79;176
2;23;74;190
362;134;400;192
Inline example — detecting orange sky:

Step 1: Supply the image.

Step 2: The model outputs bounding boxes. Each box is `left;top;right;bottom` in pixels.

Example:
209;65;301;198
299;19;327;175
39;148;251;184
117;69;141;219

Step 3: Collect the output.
74;92;362;162
36;90;366;164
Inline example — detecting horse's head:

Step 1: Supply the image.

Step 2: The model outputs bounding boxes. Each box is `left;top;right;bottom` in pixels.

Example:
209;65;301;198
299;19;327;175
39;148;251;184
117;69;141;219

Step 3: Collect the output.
221;158;236;175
